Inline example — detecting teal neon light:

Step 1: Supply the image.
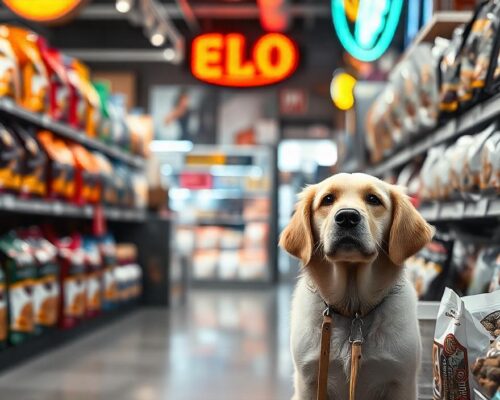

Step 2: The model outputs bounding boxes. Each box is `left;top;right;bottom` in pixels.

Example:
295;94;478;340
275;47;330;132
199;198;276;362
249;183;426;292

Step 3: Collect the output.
331;0;403;62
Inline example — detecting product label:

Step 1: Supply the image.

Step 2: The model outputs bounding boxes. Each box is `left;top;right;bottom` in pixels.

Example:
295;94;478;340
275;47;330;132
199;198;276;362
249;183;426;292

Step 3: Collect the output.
33;276;59;326
63;275;85;318
433;335;471;400
8;280;34;333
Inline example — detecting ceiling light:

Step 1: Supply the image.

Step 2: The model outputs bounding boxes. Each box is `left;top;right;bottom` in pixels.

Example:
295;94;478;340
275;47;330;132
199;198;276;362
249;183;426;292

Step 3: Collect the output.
163;48;176;62
116;0;133;13
151;32;165;46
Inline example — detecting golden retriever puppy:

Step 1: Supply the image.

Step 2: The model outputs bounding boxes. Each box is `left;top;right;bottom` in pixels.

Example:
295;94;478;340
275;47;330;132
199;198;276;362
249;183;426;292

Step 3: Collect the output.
280;173;433;400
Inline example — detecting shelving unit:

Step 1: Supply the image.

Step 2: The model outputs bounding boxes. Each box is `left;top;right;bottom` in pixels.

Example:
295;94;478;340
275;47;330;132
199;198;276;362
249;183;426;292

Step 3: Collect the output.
0;98;145;169
419;198;500;223
366;93;500;176
0;195;146;222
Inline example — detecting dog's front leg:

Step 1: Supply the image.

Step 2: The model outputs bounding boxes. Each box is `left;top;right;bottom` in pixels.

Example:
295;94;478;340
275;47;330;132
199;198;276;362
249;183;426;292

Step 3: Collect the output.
292;370;318;400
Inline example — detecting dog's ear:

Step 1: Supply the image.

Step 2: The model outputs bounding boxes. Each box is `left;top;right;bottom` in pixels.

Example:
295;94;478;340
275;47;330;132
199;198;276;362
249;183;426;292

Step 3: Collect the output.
388;188;434;266
279;185;316;267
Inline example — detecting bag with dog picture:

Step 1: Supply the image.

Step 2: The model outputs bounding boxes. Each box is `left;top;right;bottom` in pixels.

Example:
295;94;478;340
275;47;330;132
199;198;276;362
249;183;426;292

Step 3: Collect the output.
433;288;492;399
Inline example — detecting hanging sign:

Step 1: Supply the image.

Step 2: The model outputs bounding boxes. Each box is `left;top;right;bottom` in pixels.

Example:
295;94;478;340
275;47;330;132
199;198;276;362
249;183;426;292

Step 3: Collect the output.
191;33;299;87
3;0;87;25
331;0;403;62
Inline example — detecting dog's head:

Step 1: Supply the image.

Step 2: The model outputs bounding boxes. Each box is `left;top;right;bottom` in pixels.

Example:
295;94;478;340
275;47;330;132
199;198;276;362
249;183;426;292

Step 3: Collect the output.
279;173;434;313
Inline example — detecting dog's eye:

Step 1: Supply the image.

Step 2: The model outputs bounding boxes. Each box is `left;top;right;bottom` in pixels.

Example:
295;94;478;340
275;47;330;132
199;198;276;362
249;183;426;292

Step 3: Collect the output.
366;194;382;206
321;194;335;206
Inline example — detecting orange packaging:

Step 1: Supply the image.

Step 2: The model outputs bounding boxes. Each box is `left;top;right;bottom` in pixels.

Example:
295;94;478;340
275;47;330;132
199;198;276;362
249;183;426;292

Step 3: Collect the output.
0;122;23;193
92;152;115;205
72;61;101;137
0;29;20;101
37;131;75;200
1;26;48;112
68;143;100;204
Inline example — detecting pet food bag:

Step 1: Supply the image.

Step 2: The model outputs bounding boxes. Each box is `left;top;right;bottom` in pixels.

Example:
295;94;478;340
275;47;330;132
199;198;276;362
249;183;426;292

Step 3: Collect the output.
0;231;36;345
0;122;23;193
480;132;500;191
99;234;118;311
433;288;496;399
83;236;102;318
64;56;87;130
463;291;500;340
0;30;21;101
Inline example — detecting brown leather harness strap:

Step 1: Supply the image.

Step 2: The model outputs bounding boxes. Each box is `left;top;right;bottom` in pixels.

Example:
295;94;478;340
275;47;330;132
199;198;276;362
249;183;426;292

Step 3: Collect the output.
316;309;364;400
316;311;333;400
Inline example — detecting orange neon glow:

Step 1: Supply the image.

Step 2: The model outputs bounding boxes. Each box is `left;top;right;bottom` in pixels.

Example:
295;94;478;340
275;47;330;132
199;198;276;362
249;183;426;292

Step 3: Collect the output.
3;0;86;24
257;0;288;32
191;33;299;87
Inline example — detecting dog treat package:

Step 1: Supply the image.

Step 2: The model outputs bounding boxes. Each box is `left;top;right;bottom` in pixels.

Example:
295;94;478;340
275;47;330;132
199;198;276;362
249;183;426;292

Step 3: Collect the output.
458;1;493;107
64;56;87;130
421;146;447;200
48;233;86;329
468;247;500;296
108;94;130;150
433;288;492;400
483;2;500;96
3;26;48;112
19;228;59;333
83;236;102;318
490;263;500;292
415;42;441;130
11;123;47;198
0;231;36;345
93;81;113;144
68;143;100;205
37;38;70;122
472;337;500;398
462;123;498;193
99;234;118;311
0;122;23;193
389;65;418;140
113;163;131;207
37;131;75;200
449;136;475;195
406;234;454;300
92;152;116;205
439;25;467;114
0;266;7;349
365;96;394;163
480;131;500;191
0;28;21;102
449;240;482;296
463;291;500;340
72;61;101;137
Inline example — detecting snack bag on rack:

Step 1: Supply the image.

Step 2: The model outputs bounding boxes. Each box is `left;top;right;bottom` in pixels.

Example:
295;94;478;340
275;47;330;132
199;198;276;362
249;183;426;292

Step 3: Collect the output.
435;145;456;200
72;61;101;137
463;291;500;340
2;26;48;112
420;146;446;200
462;123;498;193
449;135;475;196
439;26;466;114
19;227;59;333
37;38;70;122
64;56;87;130
37;131;75;200
0;231;36;345
0;29;21;102
0;122;23;193
68;143;100;205
127;114;153;157
392;59;420;137
46;232;86;330
93;81;112;144
93;152;116;205
383;85;405;146
99;234;118;311
433;288;492;400
480;131;500;191
108;94;130;150
458;1;493;107
83;236;102;318
468;247;500;296
11;123;47;198
366;96;393;163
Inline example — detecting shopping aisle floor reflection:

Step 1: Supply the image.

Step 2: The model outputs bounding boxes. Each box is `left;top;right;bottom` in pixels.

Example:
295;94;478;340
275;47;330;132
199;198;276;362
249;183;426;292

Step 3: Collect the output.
0;287;295;400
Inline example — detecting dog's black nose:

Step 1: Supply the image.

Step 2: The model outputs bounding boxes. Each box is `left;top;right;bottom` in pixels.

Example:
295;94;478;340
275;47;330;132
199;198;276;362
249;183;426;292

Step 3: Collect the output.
335;208;361;228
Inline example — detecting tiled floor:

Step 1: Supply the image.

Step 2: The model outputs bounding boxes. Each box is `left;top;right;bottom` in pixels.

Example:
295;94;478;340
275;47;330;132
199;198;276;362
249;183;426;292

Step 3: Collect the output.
0;286;435;400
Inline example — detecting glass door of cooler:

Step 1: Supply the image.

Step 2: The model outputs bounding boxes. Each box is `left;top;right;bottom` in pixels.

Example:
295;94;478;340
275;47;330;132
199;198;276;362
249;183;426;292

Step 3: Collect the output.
157;145;274;286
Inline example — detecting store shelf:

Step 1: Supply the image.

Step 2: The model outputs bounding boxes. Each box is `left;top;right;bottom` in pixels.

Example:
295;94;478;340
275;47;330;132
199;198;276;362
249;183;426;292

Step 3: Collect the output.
0;98;145;169
419;198;500;222
190;278;271;288
0;304;138;373
366;93;500;176
0;195;146;222
474;389;492;400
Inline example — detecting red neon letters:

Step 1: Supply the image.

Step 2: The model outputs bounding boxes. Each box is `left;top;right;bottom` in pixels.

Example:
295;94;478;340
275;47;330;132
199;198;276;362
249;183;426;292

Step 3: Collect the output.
191;33;299;87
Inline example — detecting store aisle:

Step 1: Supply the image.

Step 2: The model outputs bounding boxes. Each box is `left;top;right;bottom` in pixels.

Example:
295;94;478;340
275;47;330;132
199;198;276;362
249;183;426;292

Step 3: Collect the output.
0;287;295;400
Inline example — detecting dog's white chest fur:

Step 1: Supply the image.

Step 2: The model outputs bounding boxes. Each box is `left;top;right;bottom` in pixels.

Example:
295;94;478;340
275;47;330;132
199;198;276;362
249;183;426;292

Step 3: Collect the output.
290;276;421;400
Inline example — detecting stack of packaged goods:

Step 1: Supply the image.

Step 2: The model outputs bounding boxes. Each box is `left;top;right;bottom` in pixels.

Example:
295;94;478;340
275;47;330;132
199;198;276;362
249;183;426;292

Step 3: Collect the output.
0;24;149;210
0;227;142;348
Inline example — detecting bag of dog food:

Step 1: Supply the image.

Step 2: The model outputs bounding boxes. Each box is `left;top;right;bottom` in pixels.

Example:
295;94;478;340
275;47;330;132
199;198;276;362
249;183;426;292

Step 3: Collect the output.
0;30;21;101
468;247;500;296
99;234;118;311
472;337;500;398
463;291;500;340
0;122;23;193
480;131;500;191
83;236;102;318
0;231;36;345
433;288;492;400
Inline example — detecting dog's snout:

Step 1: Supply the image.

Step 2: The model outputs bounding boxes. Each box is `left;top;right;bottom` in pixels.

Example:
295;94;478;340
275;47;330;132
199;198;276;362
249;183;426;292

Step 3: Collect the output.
334;208;361;229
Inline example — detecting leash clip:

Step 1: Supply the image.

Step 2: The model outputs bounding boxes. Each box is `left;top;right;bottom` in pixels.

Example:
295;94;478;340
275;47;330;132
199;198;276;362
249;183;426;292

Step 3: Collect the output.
349;313;364;344
323;304;333;317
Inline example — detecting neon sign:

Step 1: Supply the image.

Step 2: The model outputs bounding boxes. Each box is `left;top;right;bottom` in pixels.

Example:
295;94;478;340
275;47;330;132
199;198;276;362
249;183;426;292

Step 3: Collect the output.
3;0;87;25
331;0;403;62
191;33;299;87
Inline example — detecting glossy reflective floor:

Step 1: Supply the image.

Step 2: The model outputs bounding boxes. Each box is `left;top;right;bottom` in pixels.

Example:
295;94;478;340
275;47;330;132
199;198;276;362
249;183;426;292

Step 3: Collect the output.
0;286;435;400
